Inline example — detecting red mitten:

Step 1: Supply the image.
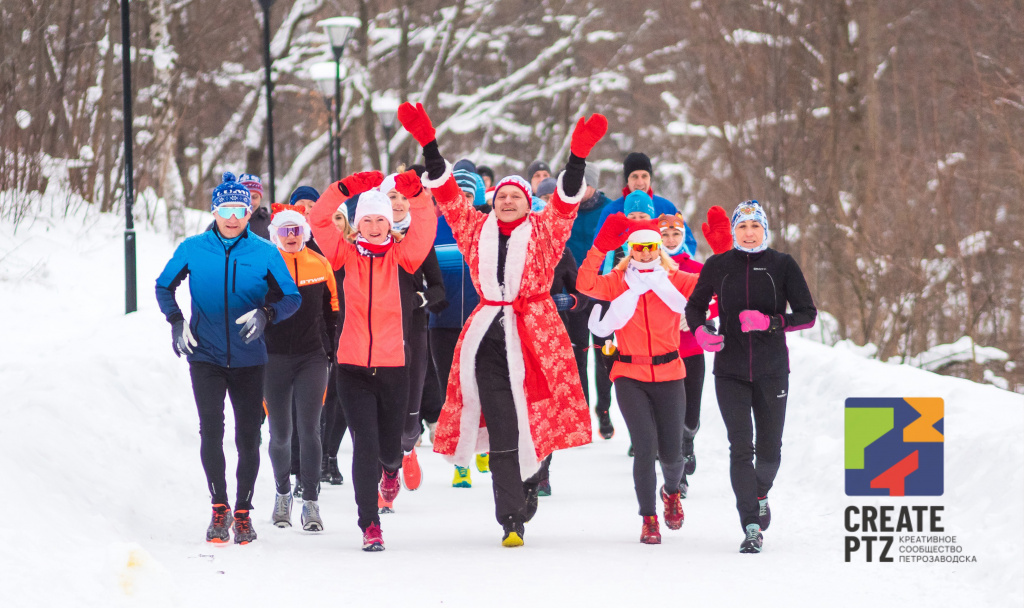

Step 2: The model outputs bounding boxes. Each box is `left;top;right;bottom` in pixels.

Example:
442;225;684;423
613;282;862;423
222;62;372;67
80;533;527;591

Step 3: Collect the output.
593;213;633;253
570;114;609;158
702;205;733;255
397;102;436;147
394;169;424;199
339;171;385;197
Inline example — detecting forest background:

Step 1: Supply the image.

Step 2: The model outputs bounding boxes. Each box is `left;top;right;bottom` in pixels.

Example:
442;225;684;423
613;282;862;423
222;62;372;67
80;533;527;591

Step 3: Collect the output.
1;0;1022;390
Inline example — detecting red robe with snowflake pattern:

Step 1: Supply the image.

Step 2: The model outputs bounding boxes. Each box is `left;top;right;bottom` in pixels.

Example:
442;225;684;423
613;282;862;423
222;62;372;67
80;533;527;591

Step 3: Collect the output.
427;165;592;478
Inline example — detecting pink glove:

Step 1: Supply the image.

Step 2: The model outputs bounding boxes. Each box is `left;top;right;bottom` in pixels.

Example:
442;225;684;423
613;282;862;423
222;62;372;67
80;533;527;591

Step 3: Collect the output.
695;324;724;352
739;310;783;332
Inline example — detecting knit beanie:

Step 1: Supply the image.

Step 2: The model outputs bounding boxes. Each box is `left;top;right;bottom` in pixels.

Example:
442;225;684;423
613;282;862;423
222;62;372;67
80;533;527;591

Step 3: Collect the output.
493;175;532;204
211;172;252;211
353;190;393;228
378;173;399;196
622;152;653;182
289;185;320;206
477;165;495;183
453;158;478;174
731;199;770;253
268;209;311;248
238;173;263;197
535;177;557;198
623;190;656;217
526;160;552;182
584;165;599;190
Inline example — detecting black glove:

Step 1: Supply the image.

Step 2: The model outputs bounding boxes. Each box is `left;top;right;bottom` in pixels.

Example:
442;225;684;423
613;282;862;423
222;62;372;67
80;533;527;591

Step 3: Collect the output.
423;141;446;181
235;307;270;344
171;319;197;357
427;299;450;315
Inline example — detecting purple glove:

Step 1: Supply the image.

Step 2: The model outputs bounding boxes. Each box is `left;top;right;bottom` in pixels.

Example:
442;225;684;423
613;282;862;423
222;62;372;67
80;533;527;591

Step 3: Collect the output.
695;324;724;352
739;310;783;333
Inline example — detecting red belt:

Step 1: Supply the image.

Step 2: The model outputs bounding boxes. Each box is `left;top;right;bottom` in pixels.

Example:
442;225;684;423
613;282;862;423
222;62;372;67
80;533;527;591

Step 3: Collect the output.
480;293;551;400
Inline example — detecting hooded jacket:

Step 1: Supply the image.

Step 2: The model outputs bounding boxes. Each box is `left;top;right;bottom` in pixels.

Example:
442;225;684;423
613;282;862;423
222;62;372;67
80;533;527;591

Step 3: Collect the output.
595;190;697;256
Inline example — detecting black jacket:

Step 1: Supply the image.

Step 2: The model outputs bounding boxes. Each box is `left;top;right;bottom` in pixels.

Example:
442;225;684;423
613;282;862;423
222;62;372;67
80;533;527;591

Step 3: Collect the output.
399;248;446;335
684;248;816;381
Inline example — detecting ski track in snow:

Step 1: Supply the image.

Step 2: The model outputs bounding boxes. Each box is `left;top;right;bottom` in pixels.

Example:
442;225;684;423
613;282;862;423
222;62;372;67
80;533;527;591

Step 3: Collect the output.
1;209;1022;607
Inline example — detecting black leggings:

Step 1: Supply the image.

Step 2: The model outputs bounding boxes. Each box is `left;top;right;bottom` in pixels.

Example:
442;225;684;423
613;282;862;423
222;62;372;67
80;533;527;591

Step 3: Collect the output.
321;362;348;457
564;306;592;404
402;323;430;452
429;327;460;400
265;352;328;500
613;376;686;517
475;336;545;526
188;362;264;511
715;375;788;529
336;364;408;531
681;354;705;432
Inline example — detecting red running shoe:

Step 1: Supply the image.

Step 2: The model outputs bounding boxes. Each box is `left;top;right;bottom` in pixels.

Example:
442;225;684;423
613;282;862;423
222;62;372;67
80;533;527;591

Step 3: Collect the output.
640;515;662;544
401;449;422;491
661;485;685;530
380;468;401;503
362;523;384;552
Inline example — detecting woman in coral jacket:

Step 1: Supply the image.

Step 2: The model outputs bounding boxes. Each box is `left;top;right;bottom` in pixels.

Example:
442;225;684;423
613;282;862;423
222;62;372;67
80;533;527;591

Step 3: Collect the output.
658;212;720;497
308;169;437;552
577;210;731;545
262;207;338;533
397;102;604;547
684;200;816;555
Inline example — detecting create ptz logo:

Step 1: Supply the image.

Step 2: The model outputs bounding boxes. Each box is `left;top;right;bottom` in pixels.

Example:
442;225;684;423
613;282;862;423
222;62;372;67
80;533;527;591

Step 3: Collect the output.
845;398;944;496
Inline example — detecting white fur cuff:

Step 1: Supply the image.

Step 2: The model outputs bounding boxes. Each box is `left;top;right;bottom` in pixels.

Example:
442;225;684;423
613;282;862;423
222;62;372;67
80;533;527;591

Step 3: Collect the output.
421;160;454;189
555;170;586;206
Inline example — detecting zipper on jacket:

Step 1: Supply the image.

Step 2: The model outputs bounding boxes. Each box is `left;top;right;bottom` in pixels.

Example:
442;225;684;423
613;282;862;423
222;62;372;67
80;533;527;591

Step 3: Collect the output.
642;294;655;381
224;249;232;367
232;260;237;293
366;258;375;367
746;254;752;382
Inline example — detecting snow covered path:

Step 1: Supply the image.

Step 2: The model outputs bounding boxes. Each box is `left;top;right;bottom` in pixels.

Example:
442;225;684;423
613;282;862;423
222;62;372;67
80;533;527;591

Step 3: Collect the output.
1;209;1021;607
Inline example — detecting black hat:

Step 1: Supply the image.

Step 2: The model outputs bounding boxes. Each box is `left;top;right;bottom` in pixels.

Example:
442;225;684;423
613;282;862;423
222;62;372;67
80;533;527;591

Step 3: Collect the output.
477;165;495;181
526;160;552;180
453;158;477;174
623;152;653;182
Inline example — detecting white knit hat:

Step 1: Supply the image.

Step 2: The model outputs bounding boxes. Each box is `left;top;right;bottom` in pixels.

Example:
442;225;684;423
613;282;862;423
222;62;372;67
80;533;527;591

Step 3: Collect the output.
269;209;311;248
627;228;662;244
353;190;394;228
378;173;399;196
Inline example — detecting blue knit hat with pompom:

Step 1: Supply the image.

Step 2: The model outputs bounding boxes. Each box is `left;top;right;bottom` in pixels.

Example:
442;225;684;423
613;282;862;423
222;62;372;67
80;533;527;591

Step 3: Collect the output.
211;172;252;211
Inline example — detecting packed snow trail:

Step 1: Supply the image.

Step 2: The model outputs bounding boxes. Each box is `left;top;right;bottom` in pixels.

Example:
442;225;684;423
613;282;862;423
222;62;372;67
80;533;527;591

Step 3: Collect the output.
1;207;1021;607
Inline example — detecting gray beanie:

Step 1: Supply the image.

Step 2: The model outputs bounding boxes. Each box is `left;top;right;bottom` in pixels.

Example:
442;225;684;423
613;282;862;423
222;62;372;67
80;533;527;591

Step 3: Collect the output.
535;177;557;198
526;160;552;181
584;165;599;189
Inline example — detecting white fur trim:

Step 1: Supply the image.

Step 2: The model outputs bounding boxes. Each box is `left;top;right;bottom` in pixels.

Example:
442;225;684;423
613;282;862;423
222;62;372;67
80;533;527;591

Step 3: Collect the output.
446;213;541;478
555;170;586;206
268;209;311;247
421;161;454;189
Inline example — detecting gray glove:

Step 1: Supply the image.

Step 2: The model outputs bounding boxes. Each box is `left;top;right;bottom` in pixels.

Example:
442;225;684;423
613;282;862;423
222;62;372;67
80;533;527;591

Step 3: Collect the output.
172;319;197;357
235;308;269;344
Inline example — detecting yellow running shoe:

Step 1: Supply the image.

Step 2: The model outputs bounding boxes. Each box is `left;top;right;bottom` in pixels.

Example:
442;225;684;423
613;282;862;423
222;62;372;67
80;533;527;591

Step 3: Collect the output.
501;520;525;547
452;465;472;488
476;452;490;473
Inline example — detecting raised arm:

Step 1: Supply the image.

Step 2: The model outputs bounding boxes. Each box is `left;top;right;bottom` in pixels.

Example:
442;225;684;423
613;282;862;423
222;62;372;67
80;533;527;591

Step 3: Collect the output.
309;171;384;270
391;169;439;273
575;213;633;301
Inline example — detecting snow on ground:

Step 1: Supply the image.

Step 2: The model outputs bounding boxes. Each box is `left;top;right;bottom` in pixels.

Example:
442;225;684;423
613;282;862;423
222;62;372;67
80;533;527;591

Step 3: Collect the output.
1;205;1022;607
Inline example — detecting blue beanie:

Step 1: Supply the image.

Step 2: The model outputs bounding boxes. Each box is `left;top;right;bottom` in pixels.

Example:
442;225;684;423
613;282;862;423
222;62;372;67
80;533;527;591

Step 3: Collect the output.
623;190;655;217
289;186;320;206
211;172;252;211
453;158;478;174
454;169;486;207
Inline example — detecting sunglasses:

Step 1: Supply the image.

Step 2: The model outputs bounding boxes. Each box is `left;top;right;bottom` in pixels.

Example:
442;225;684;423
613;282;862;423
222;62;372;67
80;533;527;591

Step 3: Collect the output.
276;225;303;238
631;242;661;253
215;206;249;219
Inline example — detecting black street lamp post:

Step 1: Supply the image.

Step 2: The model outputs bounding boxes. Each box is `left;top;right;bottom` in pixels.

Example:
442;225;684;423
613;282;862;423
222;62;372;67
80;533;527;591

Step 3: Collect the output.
318;17;360;181
259;0;277;204
120;0;137;314
373;95;399;173
311;63;337;181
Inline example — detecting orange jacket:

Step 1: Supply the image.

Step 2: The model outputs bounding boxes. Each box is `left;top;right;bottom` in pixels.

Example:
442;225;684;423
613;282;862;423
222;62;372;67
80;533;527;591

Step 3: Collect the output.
576;246;698;383
309;185;437;367
265;246;339;356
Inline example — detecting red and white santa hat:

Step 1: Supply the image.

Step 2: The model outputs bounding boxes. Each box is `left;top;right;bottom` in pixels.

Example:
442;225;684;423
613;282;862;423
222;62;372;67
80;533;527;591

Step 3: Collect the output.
627;219;662;245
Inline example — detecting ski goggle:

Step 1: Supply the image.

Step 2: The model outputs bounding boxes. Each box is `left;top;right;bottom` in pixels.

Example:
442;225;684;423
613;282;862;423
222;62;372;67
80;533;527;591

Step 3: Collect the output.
275;225;304;238
215;206;249;219
630;242;661;253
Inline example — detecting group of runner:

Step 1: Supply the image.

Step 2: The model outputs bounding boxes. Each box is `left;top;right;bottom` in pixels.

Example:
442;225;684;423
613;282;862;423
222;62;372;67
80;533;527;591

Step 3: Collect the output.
156;102;816;554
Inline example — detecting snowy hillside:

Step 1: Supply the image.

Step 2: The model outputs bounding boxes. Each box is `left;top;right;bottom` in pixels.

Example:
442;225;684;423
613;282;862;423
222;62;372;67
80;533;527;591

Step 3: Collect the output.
1;205;1022;608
